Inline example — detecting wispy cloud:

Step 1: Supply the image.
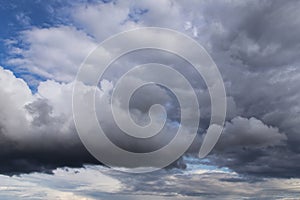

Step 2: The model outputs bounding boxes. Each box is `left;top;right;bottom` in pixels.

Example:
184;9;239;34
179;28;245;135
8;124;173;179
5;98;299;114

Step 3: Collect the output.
1;164;300;199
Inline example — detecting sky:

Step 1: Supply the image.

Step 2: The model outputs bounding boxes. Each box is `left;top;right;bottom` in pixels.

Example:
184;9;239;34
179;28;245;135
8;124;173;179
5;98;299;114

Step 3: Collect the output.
0;0;300;199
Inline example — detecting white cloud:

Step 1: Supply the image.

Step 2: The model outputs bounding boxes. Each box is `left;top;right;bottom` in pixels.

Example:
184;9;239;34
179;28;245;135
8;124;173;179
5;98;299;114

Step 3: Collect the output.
7;26;97;82
71;1;138;41
0;66;94;150
5;0;200;84
0;66;32;140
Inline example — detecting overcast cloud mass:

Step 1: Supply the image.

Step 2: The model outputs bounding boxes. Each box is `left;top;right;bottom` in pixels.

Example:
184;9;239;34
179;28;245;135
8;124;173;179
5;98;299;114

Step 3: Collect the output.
0;0;300;199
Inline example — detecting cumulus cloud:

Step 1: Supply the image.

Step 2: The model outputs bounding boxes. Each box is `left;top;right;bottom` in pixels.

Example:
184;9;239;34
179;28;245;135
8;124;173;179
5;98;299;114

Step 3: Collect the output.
1;0;300;178
7;26;97;82
0;66;100;174
209;117;299;178
71;1;138;40
0;66;188;174
217;117;287;149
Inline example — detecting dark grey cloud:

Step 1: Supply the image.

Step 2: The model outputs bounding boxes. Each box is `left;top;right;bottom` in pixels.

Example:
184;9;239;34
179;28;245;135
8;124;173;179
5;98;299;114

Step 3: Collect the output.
186;0;300;178
0;95;185;174
194;0;300;69
1;0;300;179
0;99;99;175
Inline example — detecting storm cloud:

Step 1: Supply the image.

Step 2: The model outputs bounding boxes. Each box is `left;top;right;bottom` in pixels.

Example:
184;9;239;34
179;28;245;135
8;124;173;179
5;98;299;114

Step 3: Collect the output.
0;0;300;178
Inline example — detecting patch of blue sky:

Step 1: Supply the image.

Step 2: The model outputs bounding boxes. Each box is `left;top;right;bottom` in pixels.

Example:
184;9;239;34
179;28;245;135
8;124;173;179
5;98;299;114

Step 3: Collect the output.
0;0;120;92
120;4;149;25
183;156;231;174
0;1;71;92
127;7;149;23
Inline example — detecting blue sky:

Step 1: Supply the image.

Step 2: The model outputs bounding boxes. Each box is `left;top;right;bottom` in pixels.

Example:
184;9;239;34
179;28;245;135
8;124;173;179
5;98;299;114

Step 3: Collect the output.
0;0;67;91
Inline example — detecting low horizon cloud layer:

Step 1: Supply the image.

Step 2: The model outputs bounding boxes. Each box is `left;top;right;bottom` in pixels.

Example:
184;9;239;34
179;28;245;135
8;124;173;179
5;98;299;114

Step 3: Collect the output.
1;161;300;199
0;1;300;197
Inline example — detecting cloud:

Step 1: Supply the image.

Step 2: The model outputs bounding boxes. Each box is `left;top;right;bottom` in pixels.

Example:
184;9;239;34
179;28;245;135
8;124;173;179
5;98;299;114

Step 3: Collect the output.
15;12;31;26
169;0;300;178
6;26;97;82
71;1;138;40
217;117;287;149
1;0;300;179
209;117;300;178
0;66;100;174
0;66;187;174
2;164;300;199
